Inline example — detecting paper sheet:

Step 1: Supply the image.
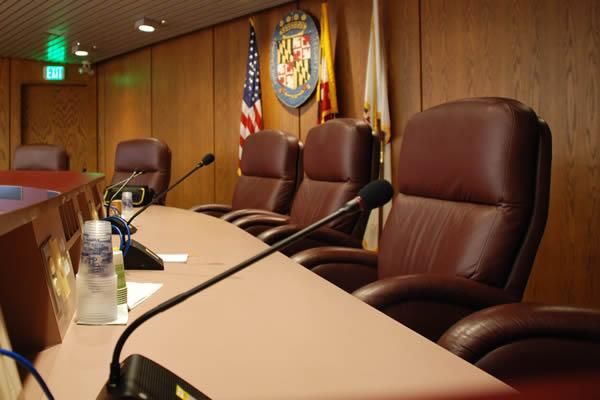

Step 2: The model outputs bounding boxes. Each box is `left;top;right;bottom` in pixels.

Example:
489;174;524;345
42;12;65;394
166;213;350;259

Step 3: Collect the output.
126;282;163;310
157;253;189;263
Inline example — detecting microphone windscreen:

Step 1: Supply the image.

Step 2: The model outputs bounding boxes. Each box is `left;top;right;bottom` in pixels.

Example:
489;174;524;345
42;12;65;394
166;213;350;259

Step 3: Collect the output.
201;153;215;165
358;179;394;211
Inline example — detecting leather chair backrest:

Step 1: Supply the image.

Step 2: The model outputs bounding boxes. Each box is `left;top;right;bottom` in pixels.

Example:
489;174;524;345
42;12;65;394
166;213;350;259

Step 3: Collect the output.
111;138;172;204
438;304;600;384
378;98;551;298
13;144;69;171
290;119;378;237
232;130;301;214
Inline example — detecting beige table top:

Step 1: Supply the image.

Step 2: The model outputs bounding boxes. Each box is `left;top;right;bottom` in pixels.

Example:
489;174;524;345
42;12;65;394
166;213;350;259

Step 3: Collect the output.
22;206;513;400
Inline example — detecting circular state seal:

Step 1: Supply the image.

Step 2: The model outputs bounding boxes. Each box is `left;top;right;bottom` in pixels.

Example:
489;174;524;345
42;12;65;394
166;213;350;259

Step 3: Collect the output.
270;10;320;108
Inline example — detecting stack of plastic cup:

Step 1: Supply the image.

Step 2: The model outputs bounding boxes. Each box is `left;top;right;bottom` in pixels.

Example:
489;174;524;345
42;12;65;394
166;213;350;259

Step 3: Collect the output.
76;220;117;324
121;192;133;220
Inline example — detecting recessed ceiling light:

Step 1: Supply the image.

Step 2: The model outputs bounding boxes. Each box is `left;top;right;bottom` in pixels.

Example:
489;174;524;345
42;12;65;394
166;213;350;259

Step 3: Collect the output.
135;17;159;33
72;43;90;57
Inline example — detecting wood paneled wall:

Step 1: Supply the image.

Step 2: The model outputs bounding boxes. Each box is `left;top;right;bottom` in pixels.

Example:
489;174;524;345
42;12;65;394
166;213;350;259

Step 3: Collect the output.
0;58;97;171
96;0;599;307
0;59;9;170
152;31;215;208
97;48;151;182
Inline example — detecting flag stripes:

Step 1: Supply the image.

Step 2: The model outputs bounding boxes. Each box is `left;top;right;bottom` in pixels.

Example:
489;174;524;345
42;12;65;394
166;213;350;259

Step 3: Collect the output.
239;20;263;166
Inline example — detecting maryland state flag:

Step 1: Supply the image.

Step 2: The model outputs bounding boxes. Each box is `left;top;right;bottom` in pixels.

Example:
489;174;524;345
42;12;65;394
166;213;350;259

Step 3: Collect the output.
363;0;392;250
316;2;338;123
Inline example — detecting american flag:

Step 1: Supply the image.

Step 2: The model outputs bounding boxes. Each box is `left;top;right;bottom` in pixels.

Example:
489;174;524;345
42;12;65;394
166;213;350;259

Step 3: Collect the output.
239;20;263;164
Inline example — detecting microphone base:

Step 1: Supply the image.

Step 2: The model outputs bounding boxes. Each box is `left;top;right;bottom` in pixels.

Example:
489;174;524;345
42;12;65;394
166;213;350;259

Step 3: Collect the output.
124;240;164;270
97;354;210;399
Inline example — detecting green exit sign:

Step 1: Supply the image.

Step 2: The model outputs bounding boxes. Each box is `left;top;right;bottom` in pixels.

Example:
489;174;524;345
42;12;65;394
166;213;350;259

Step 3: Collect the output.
43;66;65;81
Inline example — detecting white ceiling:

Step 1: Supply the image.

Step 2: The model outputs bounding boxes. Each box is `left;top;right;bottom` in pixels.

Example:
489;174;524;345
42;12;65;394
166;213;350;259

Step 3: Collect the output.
0;0;291;64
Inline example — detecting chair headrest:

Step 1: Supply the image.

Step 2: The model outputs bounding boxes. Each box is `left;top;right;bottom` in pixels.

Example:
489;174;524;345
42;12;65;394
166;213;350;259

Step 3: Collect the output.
398;97;541;205
13;144;69;171
240;130;300;179
114;138;171;173
303;119;373;183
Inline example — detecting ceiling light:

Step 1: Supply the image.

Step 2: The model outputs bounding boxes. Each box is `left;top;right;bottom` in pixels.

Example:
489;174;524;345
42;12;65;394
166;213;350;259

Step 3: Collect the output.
72;43;91;57
135;17;159;33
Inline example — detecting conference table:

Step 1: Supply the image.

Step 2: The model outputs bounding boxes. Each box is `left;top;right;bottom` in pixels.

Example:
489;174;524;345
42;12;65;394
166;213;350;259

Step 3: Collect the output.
22;205;513;399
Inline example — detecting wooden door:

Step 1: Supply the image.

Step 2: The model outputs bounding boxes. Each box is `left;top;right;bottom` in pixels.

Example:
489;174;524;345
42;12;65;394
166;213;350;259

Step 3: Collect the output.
21;84;97;172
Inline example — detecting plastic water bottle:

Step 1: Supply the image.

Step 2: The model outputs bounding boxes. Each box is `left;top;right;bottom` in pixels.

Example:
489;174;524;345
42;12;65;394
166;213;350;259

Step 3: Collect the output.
76;220;117;323
121;192;133;220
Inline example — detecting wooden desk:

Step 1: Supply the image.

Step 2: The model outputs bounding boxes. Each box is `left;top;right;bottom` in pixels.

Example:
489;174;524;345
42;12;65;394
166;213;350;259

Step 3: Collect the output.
23;206;513;399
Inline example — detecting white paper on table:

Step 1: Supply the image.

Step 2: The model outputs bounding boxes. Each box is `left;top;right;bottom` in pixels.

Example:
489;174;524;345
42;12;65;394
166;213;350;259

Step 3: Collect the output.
126;282;163;310
76;304;129;325
157;253;189;263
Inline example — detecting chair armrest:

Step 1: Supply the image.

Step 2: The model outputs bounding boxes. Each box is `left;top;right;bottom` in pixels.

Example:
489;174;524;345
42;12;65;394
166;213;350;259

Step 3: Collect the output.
233;213;291;230
258;225;362;248
222;209;283;222
291;247;378;293
292;246;378;269
353;275;518;341
438;303;600;364
190;203;232;217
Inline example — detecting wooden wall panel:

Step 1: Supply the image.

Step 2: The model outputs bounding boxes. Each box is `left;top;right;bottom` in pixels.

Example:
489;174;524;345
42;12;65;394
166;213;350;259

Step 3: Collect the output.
421;0;600;307
97;49;151;181
214;18;248;204
152;31;215;209
97;64;106;177
8;59;96;171
0;58;8;169
330;0;371;120
383;0;421;189
21;85;96;172
253;2;299;136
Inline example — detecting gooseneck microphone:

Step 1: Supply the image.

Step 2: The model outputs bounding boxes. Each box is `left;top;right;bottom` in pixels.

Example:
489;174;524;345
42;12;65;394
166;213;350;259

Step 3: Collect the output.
98;179;394;400
127;153;215;225
116;154;215;271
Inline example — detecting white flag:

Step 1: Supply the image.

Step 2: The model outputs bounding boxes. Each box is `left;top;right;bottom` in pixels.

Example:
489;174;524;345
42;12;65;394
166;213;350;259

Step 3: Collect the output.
363;0;392;251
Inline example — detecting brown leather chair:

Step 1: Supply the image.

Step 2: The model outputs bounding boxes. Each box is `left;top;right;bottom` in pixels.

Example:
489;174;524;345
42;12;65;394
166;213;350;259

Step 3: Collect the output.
12;144;69;171
191;130;301;218
293;98;552;341
231;118;379;255
111;138;171;205
438;303;600;387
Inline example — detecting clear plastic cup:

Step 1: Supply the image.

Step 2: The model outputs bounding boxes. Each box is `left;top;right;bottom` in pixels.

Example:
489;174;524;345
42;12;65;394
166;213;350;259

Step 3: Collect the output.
76;274;117;323
79;220;114;277
121;192;133;220
76;220;117;324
